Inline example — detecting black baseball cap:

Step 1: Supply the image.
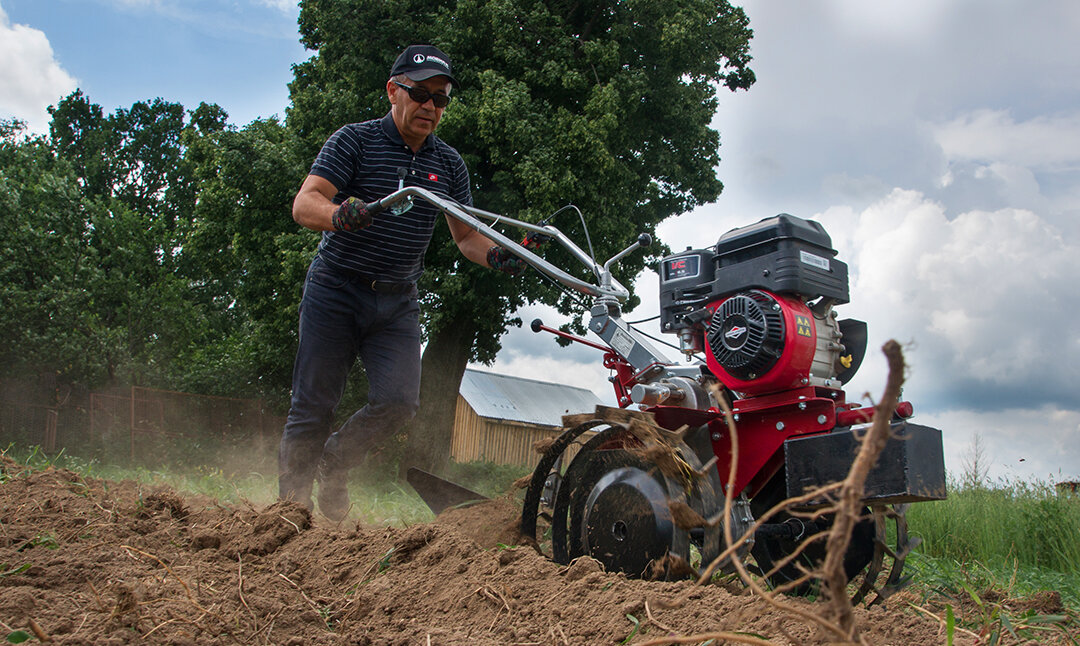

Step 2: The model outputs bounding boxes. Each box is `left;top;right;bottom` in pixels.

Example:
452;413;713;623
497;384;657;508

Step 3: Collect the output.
390;45;459;88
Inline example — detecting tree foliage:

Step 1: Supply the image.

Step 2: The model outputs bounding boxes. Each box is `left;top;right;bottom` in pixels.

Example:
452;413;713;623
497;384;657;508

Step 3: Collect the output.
177;115;313;400
1;96;289;394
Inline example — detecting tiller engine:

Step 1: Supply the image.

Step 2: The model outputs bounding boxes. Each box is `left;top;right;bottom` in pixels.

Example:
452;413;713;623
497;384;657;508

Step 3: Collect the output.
378;186;947;604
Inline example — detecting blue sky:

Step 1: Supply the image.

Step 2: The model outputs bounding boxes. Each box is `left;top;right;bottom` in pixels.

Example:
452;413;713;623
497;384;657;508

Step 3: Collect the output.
0;0;305;130
3;0;1079;482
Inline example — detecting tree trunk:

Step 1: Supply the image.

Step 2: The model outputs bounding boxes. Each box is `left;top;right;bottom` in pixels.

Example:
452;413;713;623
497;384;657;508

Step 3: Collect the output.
397;311;475;478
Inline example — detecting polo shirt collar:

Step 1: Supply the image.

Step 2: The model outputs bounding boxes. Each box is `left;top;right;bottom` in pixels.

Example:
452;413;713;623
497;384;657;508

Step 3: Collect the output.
381;112;435;152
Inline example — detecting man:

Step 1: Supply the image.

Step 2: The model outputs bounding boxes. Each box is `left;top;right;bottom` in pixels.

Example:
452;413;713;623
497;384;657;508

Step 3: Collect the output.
281;44;528;520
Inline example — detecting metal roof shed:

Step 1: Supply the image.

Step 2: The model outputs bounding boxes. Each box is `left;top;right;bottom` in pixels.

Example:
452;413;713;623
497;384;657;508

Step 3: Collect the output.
451;369;605;467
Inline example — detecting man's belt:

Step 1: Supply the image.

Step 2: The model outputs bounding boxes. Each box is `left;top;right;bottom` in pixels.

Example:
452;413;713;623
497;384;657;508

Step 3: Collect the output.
357;274;414;294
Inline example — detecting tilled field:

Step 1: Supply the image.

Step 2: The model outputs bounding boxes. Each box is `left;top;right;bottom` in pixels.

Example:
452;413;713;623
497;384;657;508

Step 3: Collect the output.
0;455;1060;644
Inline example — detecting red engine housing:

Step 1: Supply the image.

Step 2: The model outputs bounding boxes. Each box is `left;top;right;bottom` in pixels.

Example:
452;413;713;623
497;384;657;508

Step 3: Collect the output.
704;290;817;396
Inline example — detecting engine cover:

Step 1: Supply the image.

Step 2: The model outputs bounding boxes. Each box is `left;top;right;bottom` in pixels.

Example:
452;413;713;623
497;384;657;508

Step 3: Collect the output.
705;290;817;395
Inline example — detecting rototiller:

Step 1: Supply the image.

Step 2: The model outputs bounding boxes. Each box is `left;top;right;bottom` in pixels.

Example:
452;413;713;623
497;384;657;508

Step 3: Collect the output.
374;186;946;603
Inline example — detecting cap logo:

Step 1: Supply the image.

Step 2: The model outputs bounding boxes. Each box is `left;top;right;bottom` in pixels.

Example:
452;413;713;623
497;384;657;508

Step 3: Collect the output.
413;54;426;64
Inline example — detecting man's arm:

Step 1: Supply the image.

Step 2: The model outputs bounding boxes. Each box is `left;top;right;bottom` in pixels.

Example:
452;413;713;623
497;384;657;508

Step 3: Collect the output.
445;214;497;267
292;175;341;232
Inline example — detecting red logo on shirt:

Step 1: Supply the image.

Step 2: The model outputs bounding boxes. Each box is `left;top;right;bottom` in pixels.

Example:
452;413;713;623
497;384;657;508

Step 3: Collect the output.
428;173;439;182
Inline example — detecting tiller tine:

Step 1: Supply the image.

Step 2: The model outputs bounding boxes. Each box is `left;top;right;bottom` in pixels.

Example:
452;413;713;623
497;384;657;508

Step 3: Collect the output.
406;467;488;515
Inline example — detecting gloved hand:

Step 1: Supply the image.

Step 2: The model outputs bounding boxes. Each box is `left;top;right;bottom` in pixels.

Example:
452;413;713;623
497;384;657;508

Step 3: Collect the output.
487;245;526;275
521;229;551;251
331;197;375;232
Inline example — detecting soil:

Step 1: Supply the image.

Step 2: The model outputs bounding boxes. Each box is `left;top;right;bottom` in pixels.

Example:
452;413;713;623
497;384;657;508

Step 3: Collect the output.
0;455;1071;645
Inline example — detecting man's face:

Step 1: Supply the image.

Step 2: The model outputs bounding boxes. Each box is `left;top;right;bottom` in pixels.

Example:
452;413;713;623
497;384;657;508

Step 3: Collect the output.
388;76;452;147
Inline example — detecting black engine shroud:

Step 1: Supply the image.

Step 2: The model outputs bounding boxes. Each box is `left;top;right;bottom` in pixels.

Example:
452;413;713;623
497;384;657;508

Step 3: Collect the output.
659;214;849;337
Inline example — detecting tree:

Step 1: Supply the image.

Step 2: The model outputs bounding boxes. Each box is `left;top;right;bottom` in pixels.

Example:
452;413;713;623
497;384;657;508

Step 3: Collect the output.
179;115;314;402
0;119;110;384
286;0;755;473
0;94;238;390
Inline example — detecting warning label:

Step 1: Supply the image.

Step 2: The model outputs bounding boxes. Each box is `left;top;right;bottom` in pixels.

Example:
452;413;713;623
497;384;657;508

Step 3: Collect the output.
795;315;813;338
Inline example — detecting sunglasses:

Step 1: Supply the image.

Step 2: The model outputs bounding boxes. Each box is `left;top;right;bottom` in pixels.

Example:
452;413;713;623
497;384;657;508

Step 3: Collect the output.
394;81;452;108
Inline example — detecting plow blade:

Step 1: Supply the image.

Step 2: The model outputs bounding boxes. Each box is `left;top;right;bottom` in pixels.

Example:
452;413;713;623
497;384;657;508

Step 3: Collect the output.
406;467;488;515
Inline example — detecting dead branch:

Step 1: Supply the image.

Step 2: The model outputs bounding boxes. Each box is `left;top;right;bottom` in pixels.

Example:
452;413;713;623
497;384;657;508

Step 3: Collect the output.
707;387;854;643
820;340;906;640
636;631;775;646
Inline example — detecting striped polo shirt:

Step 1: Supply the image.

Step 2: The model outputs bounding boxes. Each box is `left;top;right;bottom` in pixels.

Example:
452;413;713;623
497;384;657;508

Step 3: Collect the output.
309;113;472;283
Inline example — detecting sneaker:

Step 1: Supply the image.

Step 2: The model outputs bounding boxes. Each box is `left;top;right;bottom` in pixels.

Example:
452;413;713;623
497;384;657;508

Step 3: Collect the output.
316;459;350;521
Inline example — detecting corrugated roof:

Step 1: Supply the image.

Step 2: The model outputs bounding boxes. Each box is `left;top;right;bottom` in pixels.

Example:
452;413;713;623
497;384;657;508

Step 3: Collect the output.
459;368;604;427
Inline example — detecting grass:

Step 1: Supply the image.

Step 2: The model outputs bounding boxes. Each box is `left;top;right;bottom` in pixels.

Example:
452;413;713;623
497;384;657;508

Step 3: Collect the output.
908;477;1080;576
902;476;1080;639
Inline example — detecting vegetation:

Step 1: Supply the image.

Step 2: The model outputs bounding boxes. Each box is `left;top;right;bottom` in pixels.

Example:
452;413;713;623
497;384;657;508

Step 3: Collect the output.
910;478;1080;576
907;477;1080;609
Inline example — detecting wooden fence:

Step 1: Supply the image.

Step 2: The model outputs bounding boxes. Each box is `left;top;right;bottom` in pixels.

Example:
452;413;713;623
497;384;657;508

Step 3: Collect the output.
1;379;284;461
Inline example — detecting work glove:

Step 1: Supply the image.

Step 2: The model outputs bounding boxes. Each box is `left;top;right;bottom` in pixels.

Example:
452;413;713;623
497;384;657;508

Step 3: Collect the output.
487;245;526;276
488;228;551;275
331;197;375;232
521;229;551;251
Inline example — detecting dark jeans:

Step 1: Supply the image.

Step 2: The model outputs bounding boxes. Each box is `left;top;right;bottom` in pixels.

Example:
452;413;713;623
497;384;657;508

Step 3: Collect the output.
278;255;421;502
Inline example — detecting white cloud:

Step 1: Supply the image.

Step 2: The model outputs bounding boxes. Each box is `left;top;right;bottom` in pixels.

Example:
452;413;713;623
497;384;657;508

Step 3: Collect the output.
255;0;298;14
0;5;77;133
922;406;1080;482
820;189;1080;414
826;0;951;45
934;109;1080;170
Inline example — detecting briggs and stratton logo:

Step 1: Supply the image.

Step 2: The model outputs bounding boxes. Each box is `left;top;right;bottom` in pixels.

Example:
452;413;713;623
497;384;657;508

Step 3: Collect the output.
725;326;747;340
723;318;749;350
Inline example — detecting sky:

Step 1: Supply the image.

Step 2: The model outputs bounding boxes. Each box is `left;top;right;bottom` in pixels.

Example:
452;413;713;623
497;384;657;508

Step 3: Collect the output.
2;0;1078;483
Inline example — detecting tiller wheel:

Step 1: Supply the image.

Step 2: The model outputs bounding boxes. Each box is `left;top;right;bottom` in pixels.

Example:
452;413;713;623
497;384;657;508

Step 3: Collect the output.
520;410;720;579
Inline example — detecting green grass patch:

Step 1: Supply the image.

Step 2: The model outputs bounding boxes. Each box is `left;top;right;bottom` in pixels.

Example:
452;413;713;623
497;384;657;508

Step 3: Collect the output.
908;551;1080;610
907;477;1080;576
440;459;531;498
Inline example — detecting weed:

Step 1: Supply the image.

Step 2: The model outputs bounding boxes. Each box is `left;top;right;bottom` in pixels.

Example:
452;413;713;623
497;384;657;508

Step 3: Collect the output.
621;613;641;644
316;605;338;631
0;563;32;577
375;547;395;574
16;534;59;552
914;557;1079;644
6;629;32;643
